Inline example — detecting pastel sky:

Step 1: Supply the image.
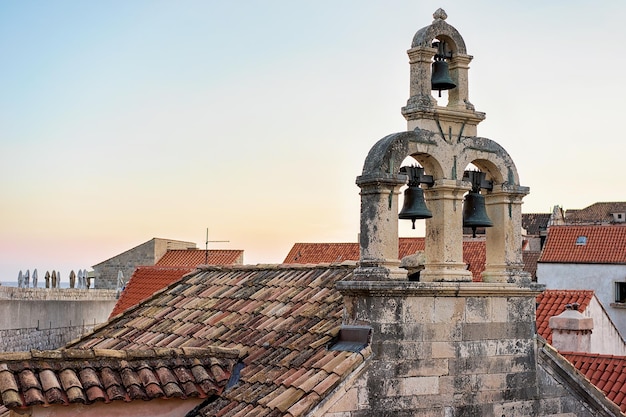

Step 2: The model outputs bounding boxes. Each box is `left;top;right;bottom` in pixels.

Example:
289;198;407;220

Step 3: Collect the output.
2;1;625;282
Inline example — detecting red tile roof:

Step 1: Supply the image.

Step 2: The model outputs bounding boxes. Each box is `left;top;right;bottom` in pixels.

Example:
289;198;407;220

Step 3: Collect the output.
69;264;369;416
535;290;594;344
110;250;243;318
561;351;626;413
110;266;195;317
0;347;238;411
156;249;243;266
284;238;486;281
539;225;626;264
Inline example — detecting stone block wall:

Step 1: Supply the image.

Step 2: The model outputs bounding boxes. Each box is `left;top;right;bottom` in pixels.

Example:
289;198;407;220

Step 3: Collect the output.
0;323;98;352
330;281;620;416
92;238;196;289
0;287;117;352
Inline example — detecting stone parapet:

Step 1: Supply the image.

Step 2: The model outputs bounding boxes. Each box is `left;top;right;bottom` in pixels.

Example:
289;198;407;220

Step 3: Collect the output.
0;286;117;301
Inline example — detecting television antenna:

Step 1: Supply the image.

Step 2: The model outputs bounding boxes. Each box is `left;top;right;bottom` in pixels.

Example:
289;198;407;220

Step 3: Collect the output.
205;228;229;264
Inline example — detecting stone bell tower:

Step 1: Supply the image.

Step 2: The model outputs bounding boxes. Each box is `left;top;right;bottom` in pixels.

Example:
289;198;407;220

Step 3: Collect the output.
336;10;549;416
355;8;530;284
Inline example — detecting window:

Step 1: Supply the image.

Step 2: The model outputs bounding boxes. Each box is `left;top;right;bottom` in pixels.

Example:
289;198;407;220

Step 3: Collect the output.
615;282;626;303
575;235;587;245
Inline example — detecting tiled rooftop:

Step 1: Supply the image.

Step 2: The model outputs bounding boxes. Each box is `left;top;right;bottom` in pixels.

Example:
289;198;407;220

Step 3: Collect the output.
522;250;541;279
110;266;195;317
111;249;244;318
69;264;369;416
565;202;626;224
522;213;550;235
155;249;243;267
561;351;626;413
0;346;238;411
535;289;594;344
539;225;626;264
284;238;486;281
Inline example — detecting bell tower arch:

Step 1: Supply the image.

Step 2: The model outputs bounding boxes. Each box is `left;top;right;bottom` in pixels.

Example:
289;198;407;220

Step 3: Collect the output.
355;9;530;284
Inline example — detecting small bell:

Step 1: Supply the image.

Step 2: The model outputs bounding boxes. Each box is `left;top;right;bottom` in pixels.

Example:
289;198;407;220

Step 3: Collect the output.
431;60;456;96
431;40;456;97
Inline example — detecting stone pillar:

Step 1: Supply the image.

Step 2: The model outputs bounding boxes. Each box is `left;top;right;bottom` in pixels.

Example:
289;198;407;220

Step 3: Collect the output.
406;46;437;114
355;174;407;280
447;53;472;110
420;179;472;282
549;305;593;352
482;184;530;284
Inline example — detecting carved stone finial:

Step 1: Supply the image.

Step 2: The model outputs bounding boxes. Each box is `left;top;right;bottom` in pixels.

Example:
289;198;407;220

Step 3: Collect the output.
433;8;447;21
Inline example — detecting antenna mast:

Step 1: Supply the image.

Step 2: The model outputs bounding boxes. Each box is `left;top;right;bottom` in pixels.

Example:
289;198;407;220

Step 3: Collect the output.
205;228;229;264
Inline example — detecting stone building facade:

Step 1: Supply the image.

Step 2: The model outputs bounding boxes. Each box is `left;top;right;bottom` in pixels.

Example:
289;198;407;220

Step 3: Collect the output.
92;237;196;289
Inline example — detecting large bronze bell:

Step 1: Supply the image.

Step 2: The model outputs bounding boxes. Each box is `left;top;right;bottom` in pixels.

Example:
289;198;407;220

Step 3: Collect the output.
431;60;456;96
462;170;493;237
399;185;433;229
462;191;493;237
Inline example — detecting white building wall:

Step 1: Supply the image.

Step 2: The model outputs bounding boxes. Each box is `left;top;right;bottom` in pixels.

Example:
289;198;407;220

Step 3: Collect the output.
537;262;626;341
586;297;626;355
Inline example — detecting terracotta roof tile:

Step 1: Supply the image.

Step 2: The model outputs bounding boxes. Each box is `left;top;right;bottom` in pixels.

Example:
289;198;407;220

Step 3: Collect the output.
155;249;243;267
65;264;369;416
561;352;626;413
283;238;487;281
0;347;238;411
110;249;243;318
565;202;626;224
535;289;594;344
539;225;626;264
522;213;551;235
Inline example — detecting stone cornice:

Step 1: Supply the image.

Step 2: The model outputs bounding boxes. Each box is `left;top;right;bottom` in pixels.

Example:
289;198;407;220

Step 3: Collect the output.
401;105;486;125
336;280;545;297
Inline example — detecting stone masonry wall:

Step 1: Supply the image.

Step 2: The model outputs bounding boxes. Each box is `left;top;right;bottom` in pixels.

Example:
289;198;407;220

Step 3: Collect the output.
0;287;117;352
0;323;98;352
92;238;196;289
92;239;157;290
329;281;619;417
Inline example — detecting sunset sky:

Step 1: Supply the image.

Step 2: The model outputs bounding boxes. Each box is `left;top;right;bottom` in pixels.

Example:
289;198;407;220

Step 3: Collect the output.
2;1;626;283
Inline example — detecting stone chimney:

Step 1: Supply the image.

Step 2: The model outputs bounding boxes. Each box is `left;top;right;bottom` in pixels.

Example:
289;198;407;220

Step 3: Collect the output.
549;303;593;352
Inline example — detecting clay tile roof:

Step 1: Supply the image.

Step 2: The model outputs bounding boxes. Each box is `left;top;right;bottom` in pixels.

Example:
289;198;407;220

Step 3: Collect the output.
522;250;541;279
522;213;550;235
68;264;370;416
110;250;244;318
535;289;594;344
565;202;626;224
0;347;238;411
539;225;626;264
155;249;243;267
561;351;626;413
283;238;486;281
110;267;195;317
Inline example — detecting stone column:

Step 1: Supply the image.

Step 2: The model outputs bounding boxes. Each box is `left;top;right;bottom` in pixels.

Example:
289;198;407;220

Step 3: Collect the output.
420;179;472;282
447;53;472;110
406;47;437;111
482;184;530;283
355;174;407;280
